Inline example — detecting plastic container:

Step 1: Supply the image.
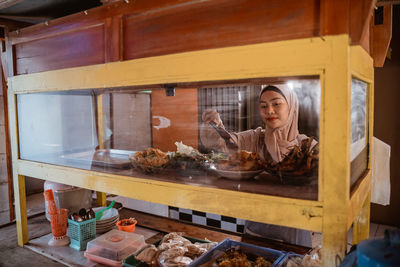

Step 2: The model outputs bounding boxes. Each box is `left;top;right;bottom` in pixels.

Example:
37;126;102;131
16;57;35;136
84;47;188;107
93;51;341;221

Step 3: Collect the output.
190;238;286;267
85;229;146;267
44;181;92;221
68;218;96;251
357;229;400;267
43;189;57;214
123;236;210;267
116;219;137;233
49;208;68;237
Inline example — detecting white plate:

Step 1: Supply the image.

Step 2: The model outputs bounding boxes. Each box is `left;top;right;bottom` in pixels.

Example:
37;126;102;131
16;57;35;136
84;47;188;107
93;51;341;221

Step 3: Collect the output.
96;221;119;229
97;217;119;225
97;221;118;228
214;169;263;180
96;217;119;228
96;214;119;223
93;207;119;221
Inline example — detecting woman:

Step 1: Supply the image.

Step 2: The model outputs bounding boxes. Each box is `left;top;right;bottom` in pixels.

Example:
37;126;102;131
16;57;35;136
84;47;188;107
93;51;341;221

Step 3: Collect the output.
200;84;317;164
200;84;318;247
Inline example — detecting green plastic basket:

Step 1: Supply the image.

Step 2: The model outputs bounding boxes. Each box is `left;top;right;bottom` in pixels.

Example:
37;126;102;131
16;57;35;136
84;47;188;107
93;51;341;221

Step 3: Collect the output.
68;218;96;251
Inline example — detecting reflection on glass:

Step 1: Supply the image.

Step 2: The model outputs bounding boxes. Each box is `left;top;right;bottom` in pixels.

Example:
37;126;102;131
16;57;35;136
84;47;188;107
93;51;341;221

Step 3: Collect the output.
18;91;99;169
350;79;367;161
17;78;321;199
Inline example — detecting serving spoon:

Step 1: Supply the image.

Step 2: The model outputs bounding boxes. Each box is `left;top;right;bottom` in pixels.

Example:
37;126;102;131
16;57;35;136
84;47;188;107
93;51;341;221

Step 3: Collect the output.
95;200;115;221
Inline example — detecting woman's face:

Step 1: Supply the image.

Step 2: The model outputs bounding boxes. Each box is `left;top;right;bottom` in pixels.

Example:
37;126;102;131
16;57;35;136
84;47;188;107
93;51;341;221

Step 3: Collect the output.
259;90;289;129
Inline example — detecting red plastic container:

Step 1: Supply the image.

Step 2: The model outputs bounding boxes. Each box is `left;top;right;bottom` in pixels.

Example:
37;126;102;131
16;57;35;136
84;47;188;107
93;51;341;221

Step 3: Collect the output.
43;189;57;214
116;219;137;233
49;208;68;237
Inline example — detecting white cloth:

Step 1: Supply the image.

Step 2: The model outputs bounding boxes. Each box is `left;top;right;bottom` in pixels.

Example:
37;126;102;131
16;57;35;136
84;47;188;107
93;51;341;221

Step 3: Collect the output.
371;137;391;206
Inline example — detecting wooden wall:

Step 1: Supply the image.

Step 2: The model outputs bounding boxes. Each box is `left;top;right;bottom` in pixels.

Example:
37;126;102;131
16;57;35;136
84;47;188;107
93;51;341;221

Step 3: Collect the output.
151;88;199;152
3;0;375;78
112;93;152;151
0;56;13;223
372;4;400;226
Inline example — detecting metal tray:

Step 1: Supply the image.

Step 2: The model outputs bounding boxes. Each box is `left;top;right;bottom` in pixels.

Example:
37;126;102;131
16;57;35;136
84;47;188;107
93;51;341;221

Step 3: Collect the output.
61;149;134;169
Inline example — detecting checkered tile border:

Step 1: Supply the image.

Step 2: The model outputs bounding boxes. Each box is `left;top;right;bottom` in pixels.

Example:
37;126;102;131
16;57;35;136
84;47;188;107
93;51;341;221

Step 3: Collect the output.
169;206;245;233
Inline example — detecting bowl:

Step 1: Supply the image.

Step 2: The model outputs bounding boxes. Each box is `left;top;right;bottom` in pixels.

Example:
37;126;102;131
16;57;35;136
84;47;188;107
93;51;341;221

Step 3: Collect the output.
116;218;137;233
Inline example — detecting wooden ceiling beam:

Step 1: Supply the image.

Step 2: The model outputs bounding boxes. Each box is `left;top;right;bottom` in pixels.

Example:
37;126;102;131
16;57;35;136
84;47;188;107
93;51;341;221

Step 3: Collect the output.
0;0;23;10
0;16;33;31
376;0;400;6
370;4;393;67
350;0;376;53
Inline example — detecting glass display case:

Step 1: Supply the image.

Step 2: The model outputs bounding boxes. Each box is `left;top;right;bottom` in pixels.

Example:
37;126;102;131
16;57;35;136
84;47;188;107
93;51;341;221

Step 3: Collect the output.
8;35;374;264
16;78;321;199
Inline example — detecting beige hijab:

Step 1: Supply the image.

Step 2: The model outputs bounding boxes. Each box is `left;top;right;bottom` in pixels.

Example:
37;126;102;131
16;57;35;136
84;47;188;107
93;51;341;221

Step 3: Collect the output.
262;85;308;163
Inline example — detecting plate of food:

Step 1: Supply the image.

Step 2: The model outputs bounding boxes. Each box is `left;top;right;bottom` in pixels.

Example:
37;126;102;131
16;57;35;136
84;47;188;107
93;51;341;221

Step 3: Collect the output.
262;138;319;185
213;169;263;180
129;147;169;173
213;150;263;180
170;141;211;176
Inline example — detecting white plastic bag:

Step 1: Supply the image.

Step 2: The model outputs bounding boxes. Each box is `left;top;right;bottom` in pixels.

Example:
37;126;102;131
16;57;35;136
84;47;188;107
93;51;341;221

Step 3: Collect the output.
371;137;391;205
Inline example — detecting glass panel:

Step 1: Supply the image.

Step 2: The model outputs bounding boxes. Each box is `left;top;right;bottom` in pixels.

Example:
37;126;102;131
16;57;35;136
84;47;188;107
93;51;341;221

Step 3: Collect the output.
18;91;99;169
17;77;320;200
350;79;367;154
350;78;368;186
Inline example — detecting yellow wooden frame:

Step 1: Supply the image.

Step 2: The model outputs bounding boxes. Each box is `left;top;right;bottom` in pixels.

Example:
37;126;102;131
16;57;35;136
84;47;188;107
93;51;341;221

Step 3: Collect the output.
8;34;373;266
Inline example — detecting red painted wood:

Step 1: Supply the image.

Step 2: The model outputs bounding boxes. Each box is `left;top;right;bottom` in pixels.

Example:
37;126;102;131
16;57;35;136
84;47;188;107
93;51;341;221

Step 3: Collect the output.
123;0;319;60
371;5;393;67
350;0;375;51
15;25;105;75
105;16;122;62
7;0;188;45
4;0;378;75
320;0;350;36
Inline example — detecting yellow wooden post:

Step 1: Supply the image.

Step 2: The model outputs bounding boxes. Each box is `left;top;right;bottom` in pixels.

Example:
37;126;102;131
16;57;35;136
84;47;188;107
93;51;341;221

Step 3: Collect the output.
96;191;107;207
352;58;374;244
7;88;28;246
353;192;371;244
321;35;351;265
97;94;105;150
13;174;28;246
96;93;107;206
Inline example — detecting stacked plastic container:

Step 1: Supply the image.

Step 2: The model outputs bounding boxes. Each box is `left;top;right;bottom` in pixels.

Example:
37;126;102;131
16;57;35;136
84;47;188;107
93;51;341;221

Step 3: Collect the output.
84;229;146;267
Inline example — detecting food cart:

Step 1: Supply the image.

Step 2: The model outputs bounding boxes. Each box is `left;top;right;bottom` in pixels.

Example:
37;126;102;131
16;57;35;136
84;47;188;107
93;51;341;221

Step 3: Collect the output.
4;1;381;265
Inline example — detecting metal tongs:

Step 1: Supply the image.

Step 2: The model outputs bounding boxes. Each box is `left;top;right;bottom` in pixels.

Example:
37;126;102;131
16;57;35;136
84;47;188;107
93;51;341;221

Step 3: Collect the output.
208;121;238;150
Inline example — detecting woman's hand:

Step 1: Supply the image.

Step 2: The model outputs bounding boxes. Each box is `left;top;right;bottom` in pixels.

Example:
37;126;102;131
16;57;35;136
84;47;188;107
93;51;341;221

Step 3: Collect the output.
200;109;228;152
201;109;223;127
